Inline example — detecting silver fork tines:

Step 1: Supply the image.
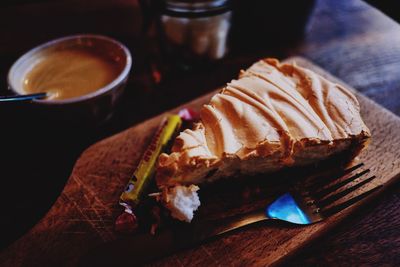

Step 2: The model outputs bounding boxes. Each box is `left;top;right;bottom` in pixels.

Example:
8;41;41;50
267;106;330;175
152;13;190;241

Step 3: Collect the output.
313;168;371;199
306;163;365;191
267;163;382;225
296;163;381;222
321;185;382;217
316;174;376;207
198;163;382;239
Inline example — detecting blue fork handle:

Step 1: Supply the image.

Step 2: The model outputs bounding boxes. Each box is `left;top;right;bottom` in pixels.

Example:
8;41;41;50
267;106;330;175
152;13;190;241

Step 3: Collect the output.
196;193;313;239
266;193;312;224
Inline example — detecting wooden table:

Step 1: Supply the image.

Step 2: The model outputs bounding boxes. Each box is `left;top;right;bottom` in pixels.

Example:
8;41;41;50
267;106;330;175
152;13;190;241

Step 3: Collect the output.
0;0;399;266
289;0;400;266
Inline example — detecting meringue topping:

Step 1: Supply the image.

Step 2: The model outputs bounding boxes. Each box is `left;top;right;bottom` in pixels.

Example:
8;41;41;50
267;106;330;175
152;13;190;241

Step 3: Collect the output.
157;58;370;187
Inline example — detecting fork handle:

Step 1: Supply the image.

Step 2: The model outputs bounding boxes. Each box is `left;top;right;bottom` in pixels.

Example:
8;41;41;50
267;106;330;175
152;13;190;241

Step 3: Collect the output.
190;210;270;241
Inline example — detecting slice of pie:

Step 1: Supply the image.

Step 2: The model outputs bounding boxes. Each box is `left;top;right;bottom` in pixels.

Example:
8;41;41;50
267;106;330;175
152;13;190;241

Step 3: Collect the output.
156;58;371;222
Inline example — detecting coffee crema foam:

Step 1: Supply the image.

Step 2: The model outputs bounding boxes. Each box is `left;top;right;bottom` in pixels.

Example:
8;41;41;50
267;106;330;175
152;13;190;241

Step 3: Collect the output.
23;47;121;100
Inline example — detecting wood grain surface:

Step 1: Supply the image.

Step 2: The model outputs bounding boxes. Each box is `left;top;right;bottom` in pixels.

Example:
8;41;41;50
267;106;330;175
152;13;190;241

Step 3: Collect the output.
0;57;399;267
290;2;400;265
1;0;400;266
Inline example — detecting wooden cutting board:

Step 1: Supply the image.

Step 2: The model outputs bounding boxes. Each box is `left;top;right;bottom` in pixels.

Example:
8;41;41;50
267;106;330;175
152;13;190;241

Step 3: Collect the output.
1;57;400;267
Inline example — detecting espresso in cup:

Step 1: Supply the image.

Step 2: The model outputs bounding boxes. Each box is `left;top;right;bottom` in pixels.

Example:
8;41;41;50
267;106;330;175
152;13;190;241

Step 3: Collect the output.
8;35;132;124
22;47;123;101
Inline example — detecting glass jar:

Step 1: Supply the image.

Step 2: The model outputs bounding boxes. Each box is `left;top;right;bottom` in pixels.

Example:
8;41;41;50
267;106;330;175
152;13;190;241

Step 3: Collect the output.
158;0;232;67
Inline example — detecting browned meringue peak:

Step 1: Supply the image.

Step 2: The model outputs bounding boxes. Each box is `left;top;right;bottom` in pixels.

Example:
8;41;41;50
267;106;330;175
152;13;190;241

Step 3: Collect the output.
157;58;370;186
243;59;366;139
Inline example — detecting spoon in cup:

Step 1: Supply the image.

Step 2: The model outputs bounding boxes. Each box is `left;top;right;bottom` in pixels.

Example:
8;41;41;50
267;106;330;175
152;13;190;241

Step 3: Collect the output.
0;92;48;102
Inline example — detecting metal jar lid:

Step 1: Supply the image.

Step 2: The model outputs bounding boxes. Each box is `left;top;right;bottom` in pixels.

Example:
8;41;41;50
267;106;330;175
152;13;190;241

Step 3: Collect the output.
163;0;231;17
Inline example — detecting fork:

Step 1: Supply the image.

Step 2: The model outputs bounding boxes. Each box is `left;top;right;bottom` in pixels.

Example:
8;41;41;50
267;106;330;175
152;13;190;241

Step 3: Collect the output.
80;163;383;266
198;163;382;238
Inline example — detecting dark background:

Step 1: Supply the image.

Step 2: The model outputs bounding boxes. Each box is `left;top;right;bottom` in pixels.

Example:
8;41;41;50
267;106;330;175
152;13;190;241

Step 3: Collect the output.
0;0;314;251
0;0;400;266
